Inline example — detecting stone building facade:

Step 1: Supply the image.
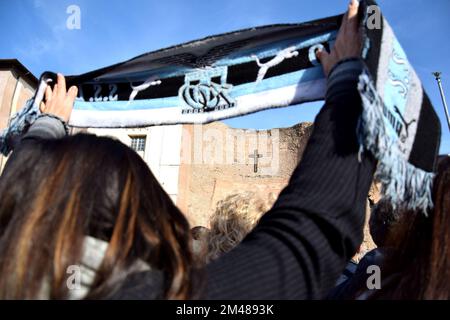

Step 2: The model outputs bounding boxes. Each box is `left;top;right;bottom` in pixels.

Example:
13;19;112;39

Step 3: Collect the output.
177;121;314;227
87;121;315;228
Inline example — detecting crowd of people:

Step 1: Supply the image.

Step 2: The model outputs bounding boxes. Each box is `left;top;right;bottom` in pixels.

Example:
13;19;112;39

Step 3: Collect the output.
0;0;448;299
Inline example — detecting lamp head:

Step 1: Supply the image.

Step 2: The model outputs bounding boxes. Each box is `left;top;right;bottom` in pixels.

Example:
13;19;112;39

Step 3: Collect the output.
433;71;442;79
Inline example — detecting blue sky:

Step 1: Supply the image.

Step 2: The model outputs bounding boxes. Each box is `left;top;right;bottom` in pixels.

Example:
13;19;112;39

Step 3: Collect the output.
0;0;449;154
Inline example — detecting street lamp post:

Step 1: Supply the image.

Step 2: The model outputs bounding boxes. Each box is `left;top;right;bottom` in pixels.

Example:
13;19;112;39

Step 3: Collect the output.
433;72;450;133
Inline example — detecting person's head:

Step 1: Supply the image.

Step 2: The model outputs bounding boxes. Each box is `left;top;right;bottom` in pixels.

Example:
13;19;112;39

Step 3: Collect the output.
369;199;403;247
207;191;272;262
191;226;210;241
0;134;194;299
190;226;210;264
373;156;450;299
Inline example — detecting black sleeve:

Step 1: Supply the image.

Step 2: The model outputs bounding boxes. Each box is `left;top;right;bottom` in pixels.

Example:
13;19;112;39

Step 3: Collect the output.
205;59;377;299
21;115;68;143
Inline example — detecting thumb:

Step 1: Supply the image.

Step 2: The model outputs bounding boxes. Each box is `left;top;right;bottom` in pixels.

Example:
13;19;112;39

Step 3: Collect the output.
316;49;332;77
316;48;330;64
40;101;46;113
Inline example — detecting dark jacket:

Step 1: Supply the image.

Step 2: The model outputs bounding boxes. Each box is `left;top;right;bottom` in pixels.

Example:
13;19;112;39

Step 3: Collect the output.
327;248;394;300
7;58;376;300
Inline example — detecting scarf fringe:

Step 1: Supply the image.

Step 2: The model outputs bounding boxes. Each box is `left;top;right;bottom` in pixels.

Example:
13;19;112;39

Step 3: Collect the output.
357;71;434;214
0;98;38;156
0;77;51;156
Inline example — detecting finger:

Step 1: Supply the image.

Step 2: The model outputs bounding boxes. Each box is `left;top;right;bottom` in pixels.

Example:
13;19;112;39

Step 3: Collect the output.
57;73;66;97
40;101;46;112
67;86;78;100
316;48;330;63
45;84;53;101
339;11;349;35
340;0;358;36
348;0;359;18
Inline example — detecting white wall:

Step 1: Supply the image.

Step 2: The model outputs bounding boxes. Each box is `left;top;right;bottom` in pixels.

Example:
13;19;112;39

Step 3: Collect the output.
87;125;183;204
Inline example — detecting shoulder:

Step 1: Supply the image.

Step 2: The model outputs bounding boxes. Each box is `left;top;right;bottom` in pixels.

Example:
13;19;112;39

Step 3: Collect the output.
106;270;164;300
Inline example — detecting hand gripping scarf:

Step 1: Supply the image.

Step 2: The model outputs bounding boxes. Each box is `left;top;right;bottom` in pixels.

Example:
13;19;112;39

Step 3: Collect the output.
0;0;440;212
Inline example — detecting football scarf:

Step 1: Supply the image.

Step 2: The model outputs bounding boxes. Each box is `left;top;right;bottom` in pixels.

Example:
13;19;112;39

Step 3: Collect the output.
0;0;441;212
54;19;338;128
356;0;440;212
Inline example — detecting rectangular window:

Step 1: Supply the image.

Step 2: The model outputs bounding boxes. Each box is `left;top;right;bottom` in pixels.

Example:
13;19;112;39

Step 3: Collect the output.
130;136;146;152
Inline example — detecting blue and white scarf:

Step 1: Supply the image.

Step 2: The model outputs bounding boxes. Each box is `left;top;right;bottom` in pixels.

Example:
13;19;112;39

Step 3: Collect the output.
356;0;440;212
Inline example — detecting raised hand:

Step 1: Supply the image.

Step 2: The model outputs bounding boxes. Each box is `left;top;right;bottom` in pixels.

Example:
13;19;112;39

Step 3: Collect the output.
40;73;78;122
316;0;362;77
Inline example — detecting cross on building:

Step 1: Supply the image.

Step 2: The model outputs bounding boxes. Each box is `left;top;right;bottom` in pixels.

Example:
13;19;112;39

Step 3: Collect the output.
249;149;263;173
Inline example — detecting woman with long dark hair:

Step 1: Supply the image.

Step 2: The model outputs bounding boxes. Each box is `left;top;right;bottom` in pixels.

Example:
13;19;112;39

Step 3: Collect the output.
0;133;196;299
328;156;450;300
371;156;450;299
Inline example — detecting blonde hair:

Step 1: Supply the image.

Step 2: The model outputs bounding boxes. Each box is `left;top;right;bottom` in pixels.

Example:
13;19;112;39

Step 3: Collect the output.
206;192;273;262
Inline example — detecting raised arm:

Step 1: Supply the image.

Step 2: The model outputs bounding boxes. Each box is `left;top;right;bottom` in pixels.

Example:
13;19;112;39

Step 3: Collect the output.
3;74;75;171
205;0;375;299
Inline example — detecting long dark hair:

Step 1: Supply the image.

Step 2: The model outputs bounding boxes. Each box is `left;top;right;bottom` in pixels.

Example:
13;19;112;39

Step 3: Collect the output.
374;156;450;299
0;134;194;299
